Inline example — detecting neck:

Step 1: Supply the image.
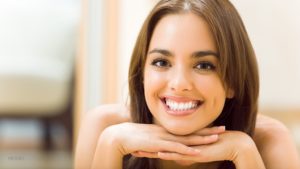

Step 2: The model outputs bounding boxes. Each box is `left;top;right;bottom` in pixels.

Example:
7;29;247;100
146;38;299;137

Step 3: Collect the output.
159;160;220;169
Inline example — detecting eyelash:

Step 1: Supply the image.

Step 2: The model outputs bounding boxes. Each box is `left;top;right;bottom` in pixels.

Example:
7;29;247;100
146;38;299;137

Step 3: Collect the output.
151;58;171;68
194;61;216;71
151;58;216;71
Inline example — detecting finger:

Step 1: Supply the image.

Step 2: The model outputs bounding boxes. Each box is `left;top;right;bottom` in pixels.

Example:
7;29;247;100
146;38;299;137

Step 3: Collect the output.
158;141;201;155
169;134;219;146
157;151;208;163
131;151;159;158
194;126;225;135
157;152;197;161
158;151;217;165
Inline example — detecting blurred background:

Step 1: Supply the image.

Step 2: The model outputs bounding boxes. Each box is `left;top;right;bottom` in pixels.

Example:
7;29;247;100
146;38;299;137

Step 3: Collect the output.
0;0;79;168
0;0;299;169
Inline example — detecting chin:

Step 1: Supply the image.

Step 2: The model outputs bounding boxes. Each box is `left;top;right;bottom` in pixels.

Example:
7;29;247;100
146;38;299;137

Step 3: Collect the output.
164;125;196;136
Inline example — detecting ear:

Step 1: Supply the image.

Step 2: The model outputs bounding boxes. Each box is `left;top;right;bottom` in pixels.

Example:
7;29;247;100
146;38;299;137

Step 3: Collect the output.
226;88;235;99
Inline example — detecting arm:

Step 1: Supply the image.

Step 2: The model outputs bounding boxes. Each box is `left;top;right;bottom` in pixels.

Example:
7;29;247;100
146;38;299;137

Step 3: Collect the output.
231;132;266;169
254;114;300;169
74;104;130;169
140;129;266;169
149;115;300;169
75;104;216;169
91;125;124;169
154;115;300;169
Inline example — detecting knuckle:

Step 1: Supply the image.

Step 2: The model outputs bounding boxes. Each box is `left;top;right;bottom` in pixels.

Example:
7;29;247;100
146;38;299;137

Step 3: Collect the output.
174;142;187;151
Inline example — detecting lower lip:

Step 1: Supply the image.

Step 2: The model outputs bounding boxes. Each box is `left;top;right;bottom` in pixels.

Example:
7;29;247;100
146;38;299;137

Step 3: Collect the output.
162;100;200;116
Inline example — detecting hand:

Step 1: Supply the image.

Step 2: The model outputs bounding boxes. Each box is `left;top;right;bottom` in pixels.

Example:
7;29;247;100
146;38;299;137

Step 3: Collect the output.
148;131;263;168
101;122;225;158
130;125;226;165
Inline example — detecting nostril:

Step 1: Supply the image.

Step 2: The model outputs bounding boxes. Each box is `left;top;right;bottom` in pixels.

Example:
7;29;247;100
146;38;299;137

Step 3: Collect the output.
168;76;193;92
171;86;192;92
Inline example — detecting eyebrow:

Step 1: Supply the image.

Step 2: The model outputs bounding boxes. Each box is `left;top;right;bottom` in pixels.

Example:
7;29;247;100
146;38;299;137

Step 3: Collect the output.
148;48;219;58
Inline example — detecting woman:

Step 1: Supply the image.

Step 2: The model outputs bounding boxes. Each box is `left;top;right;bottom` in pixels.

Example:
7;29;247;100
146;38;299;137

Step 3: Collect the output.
75;0;300;169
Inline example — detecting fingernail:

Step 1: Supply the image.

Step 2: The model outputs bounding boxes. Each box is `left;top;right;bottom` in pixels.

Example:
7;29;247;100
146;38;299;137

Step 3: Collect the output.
219;126;226;130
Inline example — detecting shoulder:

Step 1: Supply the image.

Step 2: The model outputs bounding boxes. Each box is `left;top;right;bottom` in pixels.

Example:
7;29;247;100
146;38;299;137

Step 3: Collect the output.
254;114;300;169
254;114;291;155
254;114;290;142
82;104;131;126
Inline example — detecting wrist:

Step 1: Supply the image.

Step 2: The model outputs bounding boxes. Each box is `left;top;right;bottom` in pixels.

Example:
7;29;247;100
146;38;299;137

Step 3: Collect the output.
91;125;125;169
100;125;127;156
232;136;265;169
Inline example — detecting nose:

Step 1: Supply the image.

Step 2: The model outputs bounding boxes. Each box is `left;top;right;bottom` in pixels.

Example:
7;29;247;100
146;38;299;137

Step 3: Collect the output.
168;67;193;92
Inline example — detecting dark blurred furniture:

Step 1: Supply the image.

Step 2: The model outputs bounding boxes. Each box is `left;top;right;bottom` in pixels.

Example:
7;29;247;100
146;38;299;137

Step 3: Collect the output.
0;0;80;150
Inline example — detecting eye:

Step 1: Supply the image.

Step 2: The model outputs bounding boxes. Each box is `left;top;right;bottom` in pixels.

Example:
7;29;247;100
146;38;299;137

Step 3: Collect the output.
195;62;216;71
151;58;171;68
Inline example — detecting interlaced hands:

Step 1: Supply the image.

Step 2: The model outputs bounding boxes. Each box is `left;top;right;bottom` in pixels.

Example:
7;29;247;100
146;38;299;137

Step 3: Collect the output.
114;123;254;165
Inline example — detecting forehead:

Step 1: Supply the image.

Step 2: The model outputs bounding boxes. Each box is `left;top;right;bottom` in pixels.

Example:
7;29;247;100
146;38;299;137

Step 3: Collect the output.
149;12;217;53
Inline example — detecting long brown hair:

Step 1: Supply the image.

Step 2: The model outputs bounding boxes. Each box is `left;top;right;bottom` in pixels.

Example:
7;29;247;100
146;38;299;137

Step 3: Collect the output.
126;0;259;169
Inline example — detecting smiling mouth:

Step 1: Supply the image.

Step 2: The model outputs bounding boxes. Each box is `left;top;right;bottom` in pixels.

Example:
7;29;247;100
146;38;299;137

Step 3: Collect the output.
161;97;203;113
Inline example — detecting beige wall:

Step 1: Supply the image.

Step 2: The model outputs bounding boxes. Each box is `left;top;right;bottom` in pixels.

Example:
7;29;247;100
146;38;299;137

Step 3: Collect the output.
116;0;160;103
231;1;300;150
231;0;300;112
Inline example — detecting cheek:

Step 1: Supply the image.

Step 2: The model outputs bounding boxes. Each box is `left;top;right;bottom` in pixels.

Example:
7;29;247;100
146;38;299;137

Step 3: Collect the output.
144;69;165;91
195;75;226;106
195;75;225;93
143;69;166;104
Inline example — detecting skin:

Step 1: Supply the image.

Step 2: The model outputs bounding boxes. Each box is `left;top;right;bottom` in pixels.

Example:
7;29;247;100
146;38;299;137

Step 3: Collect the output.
74;105;300;169
140;13;255;168
74;13;300;169
144;13;231;136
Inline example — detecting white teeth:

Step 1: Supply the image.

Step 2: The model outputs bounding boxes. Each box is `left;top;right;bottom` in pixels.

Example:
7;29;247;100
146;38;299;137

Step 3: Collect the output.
165;99;199;111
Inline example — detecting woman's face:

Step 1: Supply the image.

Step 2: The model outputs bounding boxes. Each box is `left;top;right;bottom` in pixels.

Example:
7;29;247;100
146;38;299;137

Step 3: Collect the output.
144;13;232;135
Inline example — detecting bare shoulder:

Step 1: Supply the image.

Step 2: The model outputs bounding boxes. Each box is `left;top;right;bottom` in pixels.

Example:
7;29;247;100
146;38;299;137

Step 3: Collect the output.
254;114;300;169
255;114;290;141
83;104;131;126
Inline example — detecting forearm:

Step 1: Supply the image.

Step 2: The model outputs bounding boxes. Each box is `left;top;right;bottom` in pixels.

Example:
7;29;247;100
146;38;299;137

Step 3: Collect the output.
91;126;125;169
233;143;266;169
74;105;130;169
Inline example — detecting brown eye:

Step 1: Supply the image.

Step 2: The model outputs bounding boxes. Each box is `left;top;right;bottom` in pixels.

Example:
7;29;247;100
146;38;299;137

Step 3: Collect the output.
151;59;171;67
195;62;216;71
